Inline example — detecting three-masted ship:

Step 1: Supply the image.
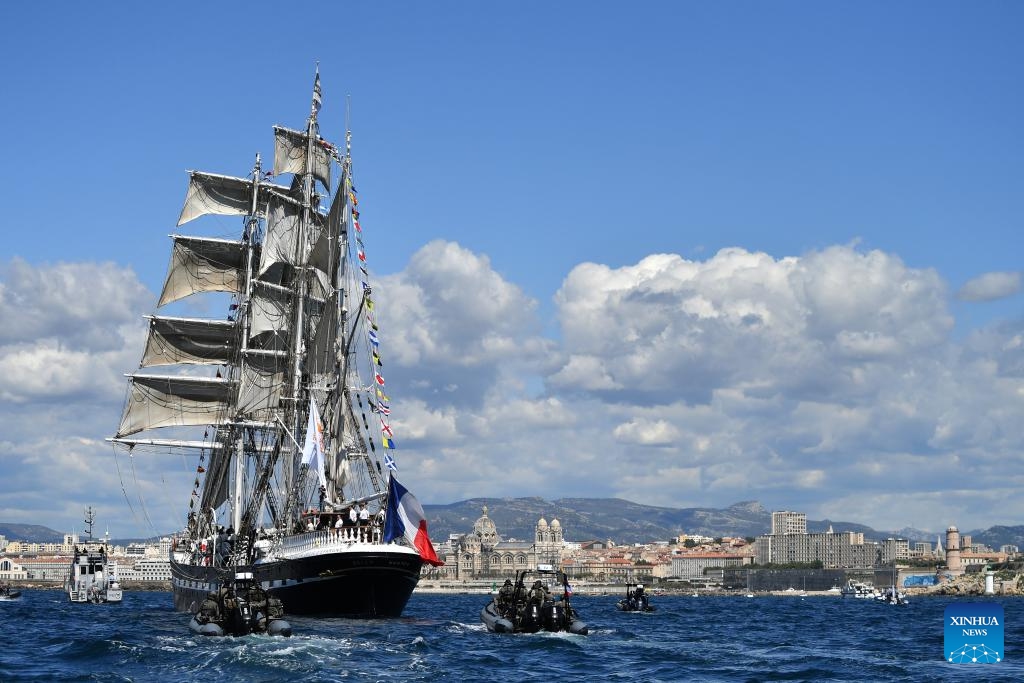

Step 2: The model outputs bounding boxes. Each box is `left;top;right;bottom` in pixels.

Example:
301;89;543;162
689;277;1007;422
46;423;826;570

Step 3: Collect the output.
110;72;441;616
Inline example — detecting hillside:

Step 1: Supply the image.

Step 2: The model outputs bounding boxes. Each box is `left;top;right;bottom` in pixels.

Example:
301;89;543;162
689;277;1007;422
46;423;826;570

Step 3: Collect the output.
0;523;64;544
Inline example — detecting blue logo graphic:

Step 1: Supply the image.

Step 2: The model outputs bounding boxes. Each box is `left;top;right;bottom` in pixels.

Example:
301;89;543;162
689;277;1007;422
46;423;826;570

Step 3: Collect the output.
944;603;1004;664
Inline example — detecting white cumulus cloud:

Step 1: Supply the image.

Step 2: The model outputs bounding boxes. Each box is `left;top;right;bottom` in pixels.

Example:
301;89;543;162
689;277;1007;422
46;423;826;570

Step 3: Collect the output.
956;271;1022;302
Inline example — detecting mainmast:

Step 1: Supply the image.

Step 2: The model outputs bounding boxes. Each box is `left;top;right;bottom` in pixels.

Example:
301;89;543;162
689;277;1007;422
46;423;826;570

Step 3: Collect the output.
285;69;323;529
329;110;354;504
231;154;262;534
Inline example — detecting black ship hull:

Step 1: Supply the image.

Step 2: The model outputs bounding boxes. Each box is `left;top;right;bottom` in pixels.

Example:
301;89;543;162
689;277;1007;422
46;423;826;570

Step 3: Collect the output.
171;547;422;617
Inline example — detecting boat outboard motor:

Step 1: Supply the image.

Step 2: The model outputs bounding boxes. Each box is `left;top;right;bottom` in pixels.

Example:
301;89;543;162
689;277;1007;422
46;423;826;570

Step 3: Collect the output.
546;602;565;631
525;603;540;628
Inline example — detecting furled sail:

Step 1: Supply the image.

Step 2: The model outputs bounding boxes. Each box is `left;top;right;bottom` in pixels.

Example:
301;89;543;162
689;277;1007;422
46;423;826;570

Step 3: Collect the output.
273;126;331;191
140;316;236;367
200;443;232;511
116;374;233;437
158;236;247;307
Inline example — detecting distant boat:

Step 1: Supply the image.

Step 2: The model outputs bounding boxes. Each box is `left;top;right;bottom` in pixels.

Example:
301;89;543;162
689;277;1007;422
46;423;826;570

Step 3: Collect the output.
0;584;21;601
877;566;909;606
67;546;122;604
876;586;909;606
617;582;656;612
66;508;122;604
840;579;879;599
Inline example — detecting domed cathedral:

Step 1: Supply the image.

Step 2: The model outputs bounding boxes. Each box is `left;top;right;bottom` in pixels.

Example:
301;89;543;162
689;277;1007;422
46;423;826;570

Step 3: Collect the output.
436;507;567;580
535;517;563;567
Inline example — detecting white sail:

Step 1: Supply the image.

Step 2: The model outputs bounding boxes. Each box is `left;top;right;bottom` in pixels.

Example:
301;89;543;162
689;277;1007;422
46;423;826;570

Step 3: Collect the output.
140;316;235;367
177;171;256;226
256;192;302;282
273;126;331;190
116;374;233;437
249;282;291;349
236;364;285;421
158;236;246;307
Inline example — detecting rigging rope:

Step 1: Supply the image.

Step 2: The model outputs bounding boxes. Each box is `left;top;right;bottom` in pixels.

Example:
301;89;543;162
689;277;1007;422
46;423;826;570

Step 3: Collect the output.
111;443;142;531
128;451;156;535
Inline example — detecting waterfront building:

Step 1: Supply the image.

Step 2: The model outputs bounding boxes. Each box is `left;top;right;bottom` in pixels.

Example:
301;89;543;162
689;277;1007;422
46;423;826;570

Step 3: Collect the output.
771;511;807;535
959;550;1008;570
563;556;639;582
670;552;750;580
117;557;171;582
754;527;879;567
0;557;28;581
13;555;118;582
433;507;567;580
881;538;910;564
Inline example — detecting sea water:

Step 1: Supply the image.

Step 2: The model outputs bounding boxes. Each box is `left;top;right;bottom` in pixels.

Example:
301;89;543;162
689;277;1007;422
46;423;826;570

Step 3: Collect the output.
1;590;1021;682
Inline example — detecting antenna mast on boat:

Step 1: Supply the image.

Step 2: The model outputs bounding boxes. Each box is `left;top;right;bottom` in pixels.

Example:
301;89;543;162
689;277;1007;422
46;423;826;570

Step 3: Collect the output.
83;506;95;542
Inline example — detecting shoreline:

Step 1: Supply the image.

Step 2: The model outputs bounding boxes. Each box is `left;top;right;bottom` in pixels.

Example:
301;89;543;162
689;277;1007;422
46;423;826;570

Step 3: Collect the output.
10;577;1021;598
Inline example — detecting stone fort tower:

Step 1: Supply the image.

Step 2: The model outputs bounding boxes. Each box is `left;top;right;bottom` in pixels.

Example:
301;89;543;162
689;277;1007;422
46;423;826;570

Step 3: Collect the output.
945;525;962;574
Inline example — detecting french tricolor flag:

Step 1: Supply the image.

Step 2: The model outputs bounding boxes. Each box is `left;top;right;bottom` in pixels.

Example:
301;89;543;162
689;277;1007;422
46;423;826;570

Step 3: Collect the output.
383;475;444;567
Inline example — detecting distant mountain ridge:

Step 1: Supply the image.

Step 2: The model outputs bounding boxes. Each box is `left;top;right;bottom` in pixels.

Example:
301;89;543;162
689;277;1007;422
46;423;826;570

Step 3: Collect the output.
4;500;1022;548
421;498;1023;548
0;523;156;547
0;523;64;544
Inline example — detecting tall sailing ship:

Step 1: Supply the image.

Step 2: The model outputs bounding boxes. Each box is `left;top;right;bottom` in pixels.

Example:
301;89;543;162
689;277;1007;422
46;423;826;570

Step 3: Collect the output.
110;72;442;617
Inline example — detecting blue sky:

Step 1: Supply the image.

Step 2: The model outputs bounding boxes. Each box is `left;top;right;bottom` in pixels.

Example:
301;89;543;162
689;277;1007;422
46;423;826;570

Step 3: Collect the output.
1;1;1022;539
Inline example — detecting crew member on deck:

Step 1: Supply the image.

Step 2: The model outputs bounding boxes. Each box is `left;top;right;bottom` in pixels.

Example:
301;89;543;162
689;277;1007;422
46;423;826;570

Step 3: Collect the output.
497;579;514;615
346;506;358;539
358;503;370;539
528;580;547;606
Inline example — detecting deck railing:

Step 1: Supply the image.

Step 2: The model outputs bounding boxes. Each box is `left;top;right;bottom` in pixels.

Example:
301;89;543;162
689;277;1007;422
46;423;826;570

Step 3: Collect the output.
276;524;385;555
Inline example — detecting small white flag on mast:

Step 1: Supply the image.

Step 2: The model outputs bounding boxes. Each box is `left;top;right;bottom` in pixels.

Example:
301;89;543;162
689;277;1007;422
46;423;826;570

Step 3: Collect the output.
301;399;327;488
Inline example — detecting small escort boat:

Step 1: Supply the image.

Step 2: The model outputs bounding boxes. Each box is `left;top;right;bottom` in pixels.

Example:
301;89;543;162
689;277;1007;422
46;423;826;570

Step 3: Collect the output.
840;579;879;599
0;583;21;600
189;571;292;637
616;582;655;612
876;585;909;606
67;546;123;604
481;565;588;635
66;507;123;604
